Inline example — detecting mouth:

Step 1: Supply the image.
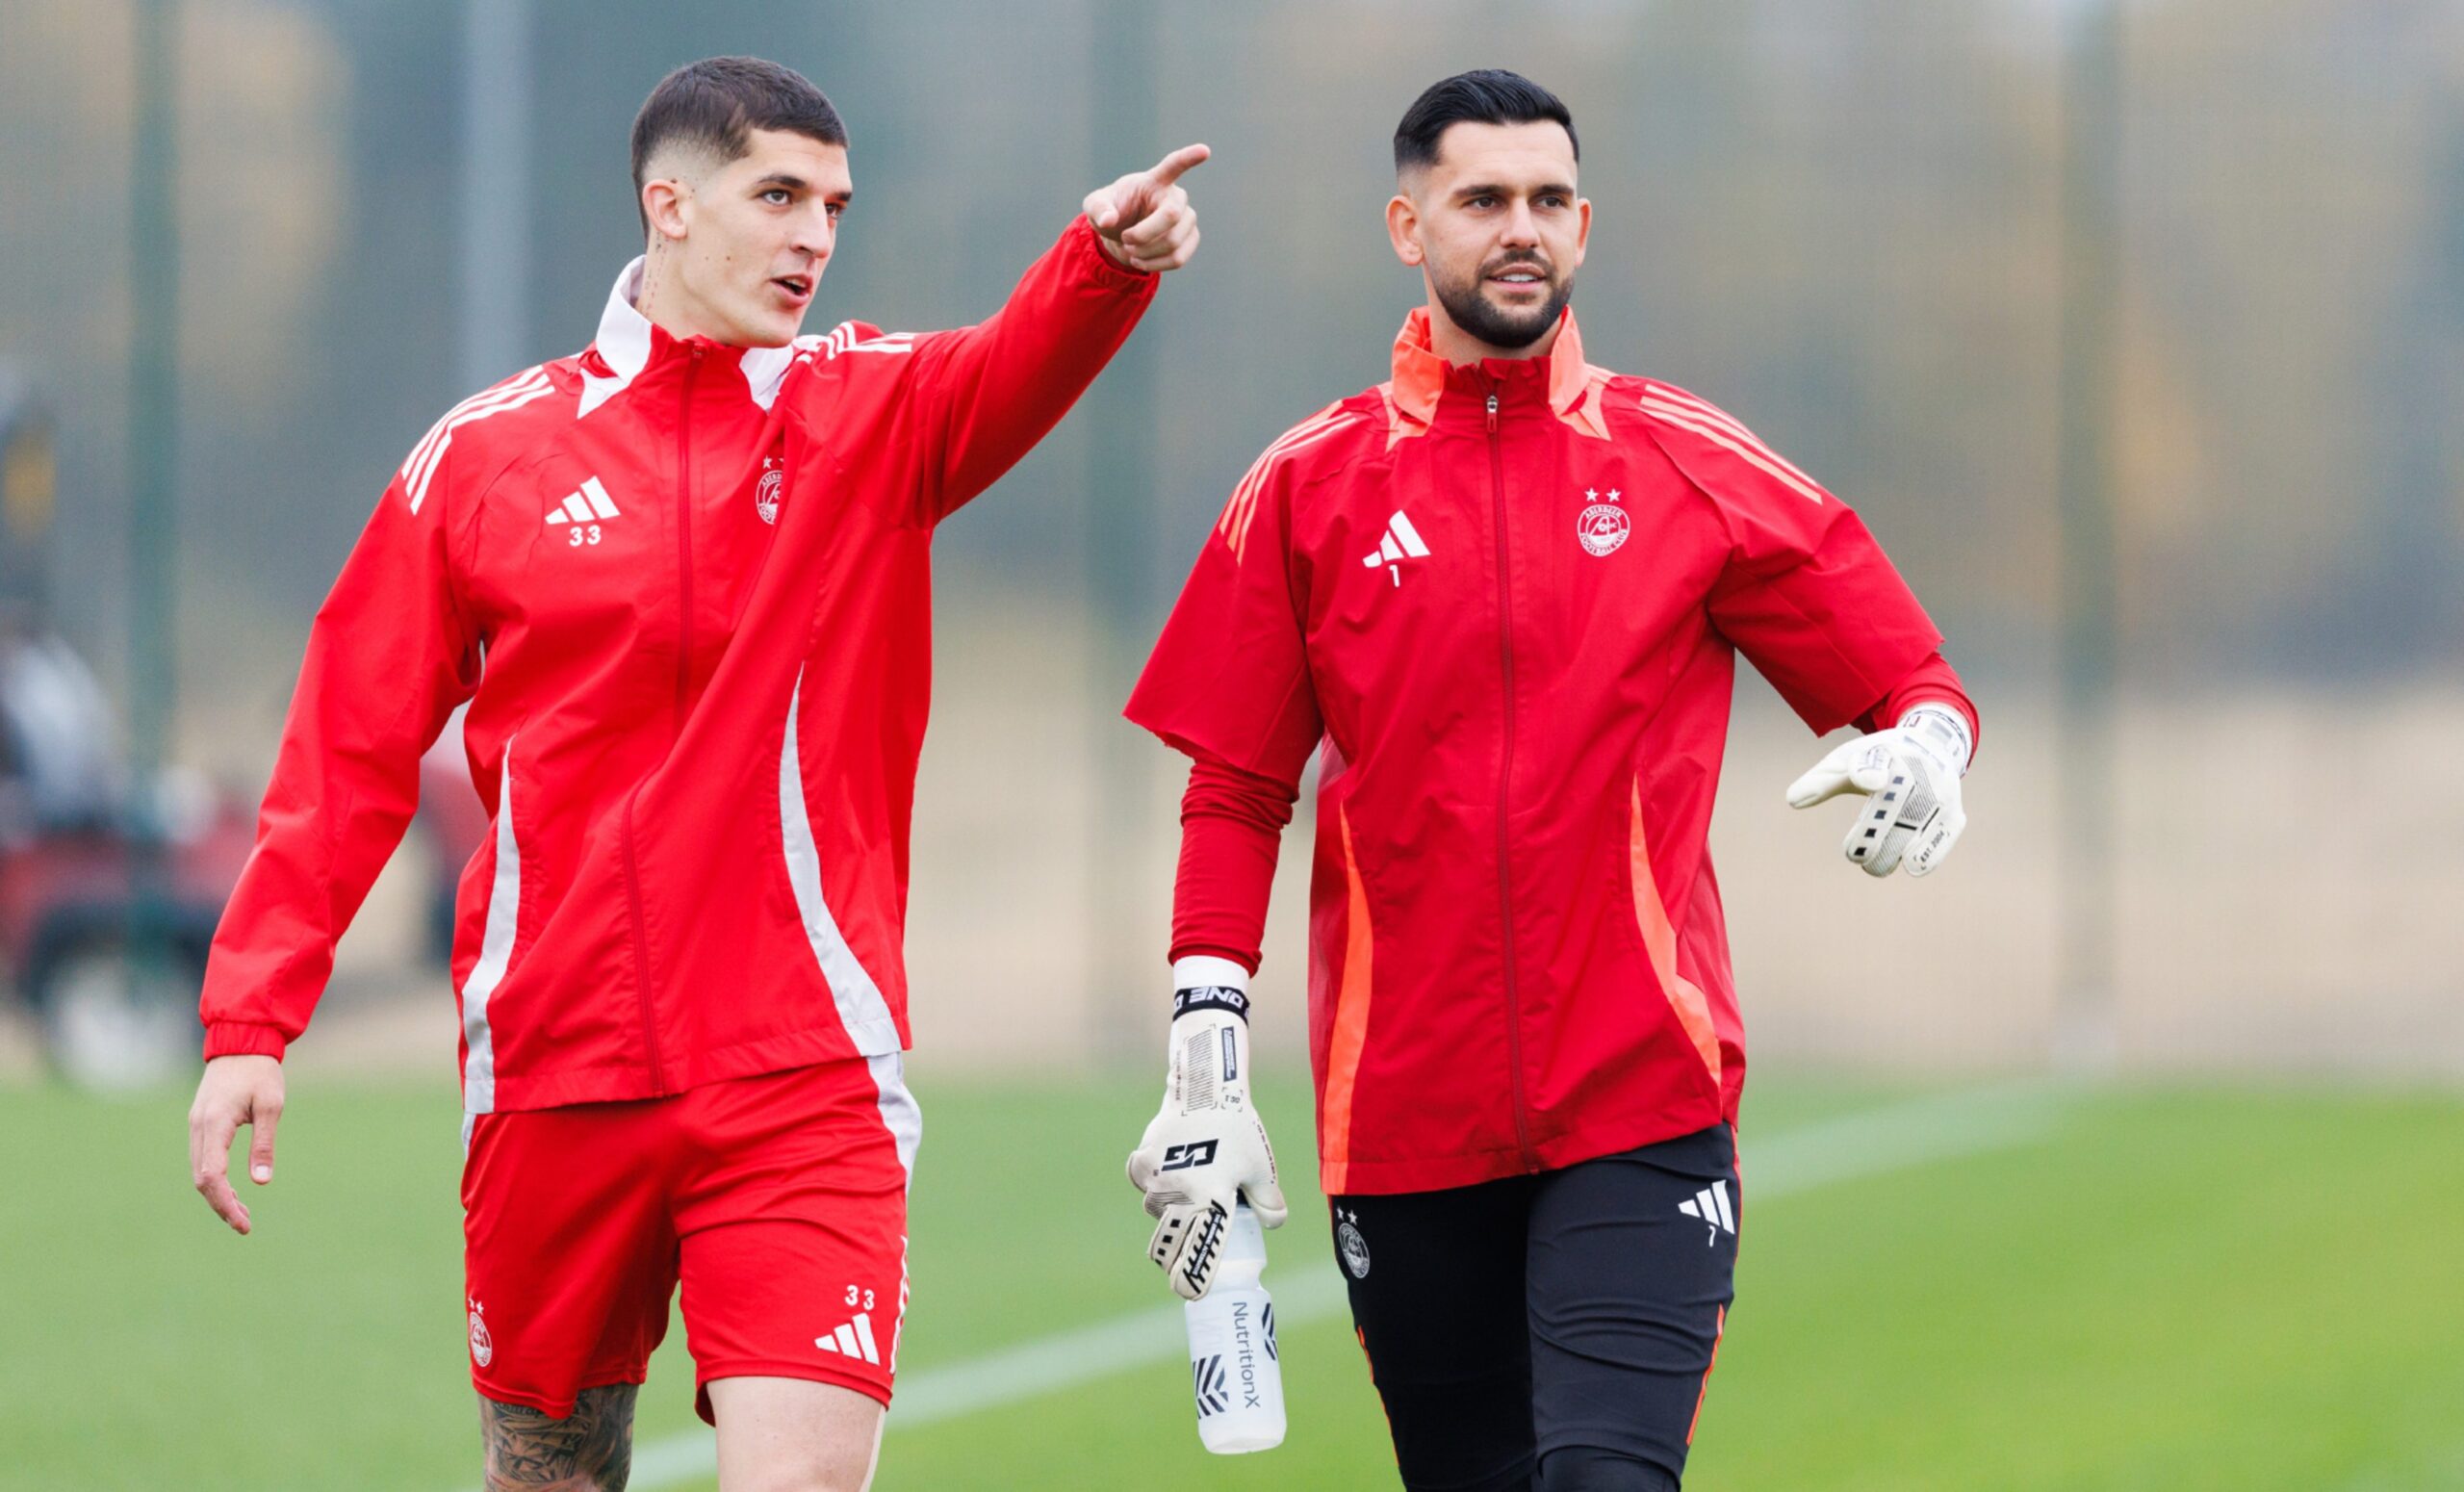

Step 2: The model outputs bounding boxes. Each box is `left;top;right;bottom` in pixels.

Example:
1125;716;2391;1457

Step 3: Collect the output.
770;273;814;307
1486;264;1550;293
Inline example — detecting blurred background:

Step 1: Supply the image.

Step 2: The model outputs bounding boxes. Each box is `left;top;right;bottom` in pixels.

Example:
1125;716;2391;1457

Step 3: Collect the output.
1;2;2458;1489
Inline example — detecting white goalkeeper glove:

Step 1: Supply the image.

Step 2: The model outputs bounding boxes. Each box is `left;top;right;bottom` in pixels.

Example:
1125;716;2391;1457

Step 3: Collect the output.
1785;703;1972;878
1126;956;1288;1300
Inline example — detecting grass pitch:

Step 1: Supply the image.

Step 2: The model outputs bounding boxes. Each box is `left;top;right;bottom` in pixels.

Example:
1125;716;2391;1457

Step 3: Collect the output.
7;1071;2460;1490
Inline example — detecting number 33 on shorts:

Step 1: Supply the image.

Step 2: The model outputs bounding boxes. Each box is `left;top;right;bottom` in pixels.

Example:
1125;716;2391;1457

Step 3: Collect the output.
844;1284;876;1310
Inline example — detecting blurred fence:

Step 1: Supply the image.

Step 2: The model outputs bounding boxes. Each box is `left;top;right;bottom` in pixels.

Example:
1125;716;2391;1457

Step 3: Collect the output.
0;0;2456;1076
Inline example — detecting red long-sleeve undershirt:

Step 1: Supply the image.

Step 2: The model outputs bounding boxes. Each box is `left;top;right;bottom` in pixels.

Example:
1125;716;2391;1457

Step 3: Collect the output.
1167;653;1980;975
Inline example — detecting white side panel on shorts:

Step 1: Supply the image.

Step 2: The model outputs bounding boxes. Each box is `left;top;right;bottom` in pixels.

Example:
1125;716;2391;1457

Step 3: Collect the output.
867;1051;922;1187
460;740;521;1114
779;670;902;1054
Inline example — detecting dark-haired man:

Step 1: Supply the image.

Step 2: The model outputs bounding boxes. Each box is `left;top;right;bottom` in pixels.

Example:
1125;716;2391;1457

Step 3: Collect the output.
187;55;1203;1489
1124;70;1978;1490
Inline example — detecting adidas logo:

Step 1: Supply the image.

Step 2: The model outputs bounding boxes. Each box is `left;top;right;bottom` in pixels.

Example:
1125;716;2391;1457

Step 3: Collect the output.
813;1311;883;1366
545;476;622;527
1678;1179;1736;1245
1359;510;1431;585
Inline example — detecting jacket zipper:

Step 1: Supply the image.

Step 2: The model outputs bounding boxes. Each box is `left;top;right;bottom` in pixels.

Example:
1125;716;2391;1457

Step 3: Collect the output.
1487;388;1534;1169
675;346;703;729
619;344;706;1098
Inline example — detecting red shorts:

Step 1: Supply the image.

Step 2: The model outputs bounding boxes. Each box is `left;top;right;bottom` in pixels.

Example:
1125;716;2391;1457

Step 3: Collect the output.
460;1055;918;1422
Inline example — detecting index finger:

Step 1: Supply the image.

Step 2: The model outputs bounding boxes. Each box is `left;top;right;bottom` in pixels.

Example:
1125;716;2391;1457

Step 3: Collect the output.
1146;142;1210;188
192;1110;250;1234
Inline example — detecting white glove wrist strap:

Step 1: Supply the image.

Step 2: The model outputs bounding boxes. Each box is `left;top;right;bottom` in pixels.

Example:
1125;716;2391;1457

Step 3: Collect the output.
1896;703;1973;778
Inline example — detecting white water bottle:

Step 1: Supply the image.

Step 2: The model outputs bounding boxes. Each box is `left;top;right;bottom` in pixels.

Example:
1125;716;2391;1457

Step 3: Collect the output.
1183;1203;1286;1453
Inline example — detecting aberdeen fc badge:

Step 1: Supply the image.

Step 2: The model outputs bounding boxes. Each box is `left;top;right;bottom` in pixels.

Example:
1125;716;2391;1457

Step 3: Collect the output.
1336;1208;1371;1279
755;456;784;525
1577;487;1629;557
467;1299;494;1368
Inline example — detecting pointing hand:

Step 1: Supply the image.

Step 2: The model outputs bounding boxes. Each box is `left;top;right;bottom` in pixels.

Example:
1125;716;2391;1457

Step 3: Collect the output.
1085;143;1209;273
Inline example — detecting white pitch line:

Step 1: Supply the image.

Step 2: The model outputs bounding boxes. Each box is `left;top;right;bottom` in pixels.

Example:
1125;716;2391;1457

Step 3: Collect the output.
513;1079;2072;1492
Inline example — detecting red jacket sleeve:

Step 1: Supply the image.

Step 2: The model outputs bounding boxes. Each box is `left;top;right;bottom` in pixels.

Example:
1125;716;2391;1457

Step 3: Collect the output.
858;215;1158;524
1639;386;1947;735
197;462;482;1060
1124;412;1337;785
1169;755;1296;974
1858;651;1981;756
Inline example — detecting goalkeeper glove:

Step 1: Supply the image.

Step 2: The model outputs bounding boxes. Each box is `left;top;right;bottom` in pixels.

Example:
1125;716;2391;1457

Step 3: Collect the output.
1126;956;1288;1299
1785;703;1972;878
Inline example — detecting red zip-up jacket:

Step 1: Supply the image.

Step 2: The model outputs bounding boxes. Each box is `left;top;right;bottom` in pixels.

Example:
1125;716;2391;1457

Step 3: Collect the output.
1126;307;1974;1195
201;217;1155;1112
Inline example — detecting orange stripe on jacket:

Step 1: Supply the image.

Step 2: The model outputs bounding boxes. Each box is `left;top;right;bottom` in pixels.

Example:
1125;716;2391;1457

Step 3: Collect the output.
1629;779;1722;1088
1319;807;1375;1194
1215;404;1358;560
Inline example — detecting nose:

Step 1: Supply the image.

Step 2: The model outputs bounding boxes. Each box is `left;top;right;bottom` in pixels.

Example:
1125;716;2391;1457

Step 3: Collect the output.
789;204;834;262
1499;198;1540;248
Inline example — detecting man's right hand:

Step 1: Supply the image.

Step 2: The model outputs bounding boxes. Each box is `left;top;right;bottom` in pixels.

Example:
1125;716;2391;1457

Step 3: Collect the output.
1083;143;1208;274
1126;958;1287;1300
189;1053;285;1235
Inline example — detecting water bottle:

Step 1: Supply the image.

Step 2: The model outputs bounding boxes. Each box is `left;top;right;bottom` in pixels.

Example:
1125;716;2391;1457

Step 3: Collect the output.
1183;1203;1286;1453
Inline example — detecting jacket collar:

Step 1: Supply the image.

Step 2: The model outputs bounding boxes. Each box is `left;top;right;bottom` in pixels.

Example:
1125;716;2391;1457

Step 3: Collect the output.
1381;305;1613;443
579;257;800;418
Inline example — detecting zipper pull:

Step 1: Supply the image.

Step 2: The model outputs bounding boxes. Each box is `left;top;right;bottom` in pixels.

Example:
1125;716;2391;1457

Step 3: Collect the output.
1485;391;1500;433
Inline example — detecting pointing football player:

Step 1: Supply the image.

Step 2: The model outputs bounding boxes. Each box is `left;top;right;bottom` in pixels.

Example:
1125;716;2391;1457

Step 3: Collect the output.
1123;70;1977;1491
185;56;1203;1491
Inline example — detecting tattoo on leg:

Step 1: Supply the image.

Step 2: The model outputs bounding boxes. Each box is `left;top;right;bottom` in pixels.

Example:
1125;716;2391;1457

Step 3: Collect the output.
479;1384;638;1491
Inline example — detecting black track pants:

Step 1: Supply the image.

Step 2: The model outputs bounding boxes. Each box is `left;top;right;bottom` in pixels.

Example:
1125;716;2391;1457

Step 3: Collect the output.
1330;1124;1740;1491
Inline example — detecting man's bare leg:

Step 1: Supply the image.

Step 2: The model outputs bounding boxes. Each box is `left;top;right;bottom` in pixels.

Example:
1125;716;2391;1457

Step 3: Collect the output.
479;1385;639;1491
706;1376;885;1492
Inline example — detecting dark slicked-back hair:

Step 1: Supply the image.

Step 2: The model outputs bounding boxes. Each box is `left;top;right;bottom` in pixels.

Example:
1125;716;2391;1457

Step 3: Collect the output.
1394;69;1578;175
629;56;846;233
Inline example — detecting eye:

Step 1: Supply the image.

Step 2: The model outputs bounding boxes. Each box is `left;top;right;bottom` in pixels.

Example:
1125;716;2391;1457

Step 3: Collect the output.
760;189;792;206
826;202;844;222
1467;194;1498;210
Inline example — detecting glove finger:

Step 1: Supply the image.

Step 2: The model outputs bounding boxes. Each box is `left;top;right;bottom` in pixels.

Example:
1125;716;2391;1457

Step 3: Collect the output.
1906;802;1965;878
1847;754;1896;795
1864;818;1912;877
1784;739;1862;808
1148;1204;1194;1281
1160;1199;1231;1300
1784;762;1852;809
1842;783;1901;873
1126;1146;1159;1193
1243;1177;1290;1229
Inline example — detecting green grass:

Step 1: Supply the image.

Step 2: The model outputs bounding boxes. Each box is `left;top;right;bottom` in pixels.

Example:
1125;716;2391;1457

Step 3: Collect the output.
6;1072;2460;1490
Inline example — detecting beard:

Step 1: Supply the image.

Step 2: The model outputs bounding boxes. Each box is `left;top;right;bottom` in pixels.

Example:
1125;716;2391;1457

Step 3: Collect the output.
1431;252;1574;351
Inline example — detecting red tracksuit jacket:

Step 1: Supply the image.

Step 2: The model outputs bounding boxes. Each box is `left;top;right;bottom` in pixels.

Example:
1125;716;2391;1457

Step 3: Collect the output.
1127;307;1970;1195
201;217;1155;1112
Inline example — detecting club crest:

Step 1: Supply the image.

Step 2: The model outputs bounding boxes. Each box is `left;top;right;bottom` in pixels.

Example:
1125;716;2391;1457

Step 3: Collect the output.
1577;487;1629;557
1336;1207;1371;1279
467;1299;494;1368
755;457;784;525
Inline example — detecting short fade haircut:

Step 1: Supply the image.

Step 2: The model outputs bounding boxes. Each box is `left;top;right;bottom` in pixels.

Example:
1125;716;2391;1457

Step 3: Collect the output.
629;56;847;233
1393;69;1578;176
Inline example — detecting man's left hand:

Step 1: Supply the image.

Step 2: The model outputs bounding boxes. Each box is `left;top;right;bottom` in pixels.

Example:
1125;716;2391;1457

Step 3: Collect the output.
1786;704;1972;878
1085;143;1208;273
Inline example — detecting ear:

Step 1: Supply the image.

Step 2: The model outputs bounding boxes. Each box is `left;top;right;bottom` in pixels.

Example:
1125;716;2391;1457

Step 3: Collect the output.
643;177;691;245
1385;192;1424;268
1570;196;1592;270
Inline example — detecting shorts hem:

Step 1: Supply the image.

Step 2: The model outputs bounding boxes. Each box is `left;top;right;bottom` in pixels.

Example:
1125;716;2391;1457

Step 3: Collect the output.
470;1369;648;1420
694;1358;892;1425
